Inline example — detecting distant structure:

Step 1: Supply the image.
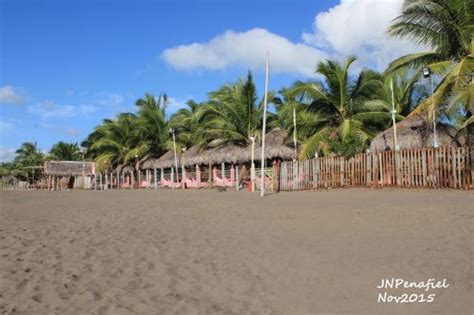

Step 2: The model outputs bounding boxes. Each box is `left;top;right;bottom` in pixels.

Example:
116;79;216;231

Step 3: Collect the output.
44;161;95;189
370;114;465;152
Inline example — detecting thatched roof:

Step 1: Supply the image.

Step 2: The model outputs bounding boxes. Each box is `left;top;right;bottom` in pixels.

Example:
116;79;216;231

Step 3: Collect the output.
253;128;295;162
44;161;95;176
139;128;294;169
370;114;464;152
182;128;294;166
140;150;179;170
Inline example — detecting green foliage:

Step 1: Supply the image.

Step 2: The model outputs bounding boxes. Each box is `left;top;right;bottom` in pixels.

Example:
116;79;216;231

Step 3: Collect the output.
49;141;82;161
196;71;275;147
283;56;385;158
387;0;473;124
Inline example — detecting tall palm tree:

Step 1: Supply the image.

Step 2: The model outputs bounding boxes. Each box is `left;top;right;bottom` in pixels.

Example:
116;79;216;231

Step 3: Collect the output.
364;70;424;123
169;100;202;148
197;71;275;147
135;93;170;156
49;141;81;161
387;0;473;124
288;56;385;158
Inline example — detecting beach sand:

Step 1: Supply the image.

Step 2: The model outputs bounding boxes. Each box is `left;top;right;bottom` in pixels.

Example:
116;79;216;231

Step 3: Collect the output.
0;189;472;314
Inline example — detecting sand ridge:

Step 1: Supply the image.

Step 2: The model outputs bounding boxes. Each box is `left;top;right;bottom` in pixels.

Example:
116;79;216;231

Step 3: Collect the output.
0;189;473;314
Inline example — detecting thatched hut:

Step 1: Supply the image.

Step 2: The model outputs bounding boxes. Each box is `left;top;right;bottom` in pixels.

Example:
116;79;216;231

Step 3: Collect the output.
370;114;464;152
44;161;95;189
181;128;294;167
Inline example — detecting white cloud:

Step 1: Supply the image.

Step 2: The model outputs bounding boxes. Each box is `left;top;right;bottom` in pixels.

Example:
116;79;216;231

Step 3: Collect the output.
0;85;25;105
302;0;428;69
161;28;328;76
161;1;429;76
0;147;15;162
27;100;97;118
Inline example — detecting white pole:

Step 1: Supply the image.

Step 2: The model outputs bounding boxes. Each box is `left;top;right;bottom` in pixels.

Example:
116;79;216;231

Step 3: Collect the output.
390;78;399;151
431;77;438;148
260;50;269;197
293;106;297;158
171;128;179;188
250;137;255;192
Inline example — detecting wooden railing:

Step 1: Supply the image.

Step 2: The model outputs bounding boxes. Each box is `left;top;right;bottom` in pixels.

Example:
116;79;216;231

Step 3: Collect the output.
279;147;471;191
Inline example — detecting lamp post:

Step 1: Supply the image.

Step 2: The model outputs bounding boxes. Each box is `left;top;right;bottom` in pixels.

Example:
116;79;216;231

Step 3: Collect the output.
170;128;179;189
250;136;255;192
423;67;438;148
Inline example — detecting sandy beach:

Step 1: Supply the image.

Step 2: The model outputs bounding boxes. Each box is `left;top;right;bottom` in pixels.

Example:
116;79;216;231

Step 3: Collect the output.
0;189;472;314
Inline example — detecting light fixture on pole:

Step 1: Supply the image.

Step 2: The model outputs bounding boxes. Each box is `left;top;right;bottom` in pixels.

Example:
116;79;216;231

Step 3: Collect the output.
250;136;255;192
423;66;438;148
170;128;179;188
260;50;269;197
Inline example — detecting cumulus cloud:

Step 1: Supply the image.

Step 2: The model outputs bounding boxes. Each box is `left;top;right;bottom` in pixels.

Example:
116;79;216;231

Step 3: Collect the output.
0;85;25;105
0;147;15;162
302;0;428;69
161;28;328;76
161;1;429;76
27;100;97;118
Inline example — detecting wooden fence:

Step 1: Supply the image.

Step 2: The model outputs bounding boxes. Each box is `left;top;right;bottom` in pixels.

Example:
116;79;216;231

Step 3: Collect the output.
279;146;471;191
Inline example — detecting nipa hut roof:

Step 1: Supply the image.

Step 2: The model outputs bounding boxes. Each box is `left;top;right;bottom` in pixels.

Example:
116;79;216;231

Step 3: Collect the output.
182;128;294;167
44;161;95;176
140;150;179;170
370;114;464;152
140;128;294;169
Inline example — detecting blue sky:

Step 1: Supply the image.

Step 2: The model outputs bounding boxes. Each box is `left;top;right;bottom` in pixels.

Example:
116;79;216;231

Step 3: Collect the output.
0;0;424;161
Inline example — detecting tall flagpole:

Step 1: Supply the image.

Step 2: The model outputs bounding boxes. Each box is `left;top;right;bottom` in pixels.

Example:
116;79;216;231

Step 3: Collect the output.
260;50;269;197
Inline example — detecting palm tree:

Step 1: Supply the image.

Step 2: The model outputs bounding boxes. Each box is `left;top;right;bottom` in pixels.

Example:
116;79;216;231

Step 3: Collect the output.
13;142;44;182
89;113;148;172
197;71;275;147
14;142;44;166
49;141;81;161
135;93;170;156
364;70;424;123
169;100;202;148
288;56;385;158
387;0;473;126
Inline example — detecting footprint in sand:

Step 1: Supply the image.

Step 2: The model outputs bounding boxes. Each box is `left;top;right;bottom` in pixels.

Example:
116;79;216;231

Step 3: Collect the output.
31;293;42;303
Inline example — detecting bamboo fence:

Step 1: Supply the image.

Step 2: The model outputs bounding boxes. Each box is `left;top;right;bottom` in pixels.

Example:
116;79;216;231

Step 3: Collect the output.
279;147;471;191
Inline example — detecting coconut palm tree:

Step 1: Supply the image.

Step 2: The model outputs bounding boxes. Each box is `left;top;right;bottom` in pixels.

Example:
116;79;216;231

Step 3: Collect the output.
364;70;425;123
288;56;385;158
197;71;275;147
49;141;82;161
169;100;202;148
387;0;473;125
89;113;148;172
135;93;170;156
